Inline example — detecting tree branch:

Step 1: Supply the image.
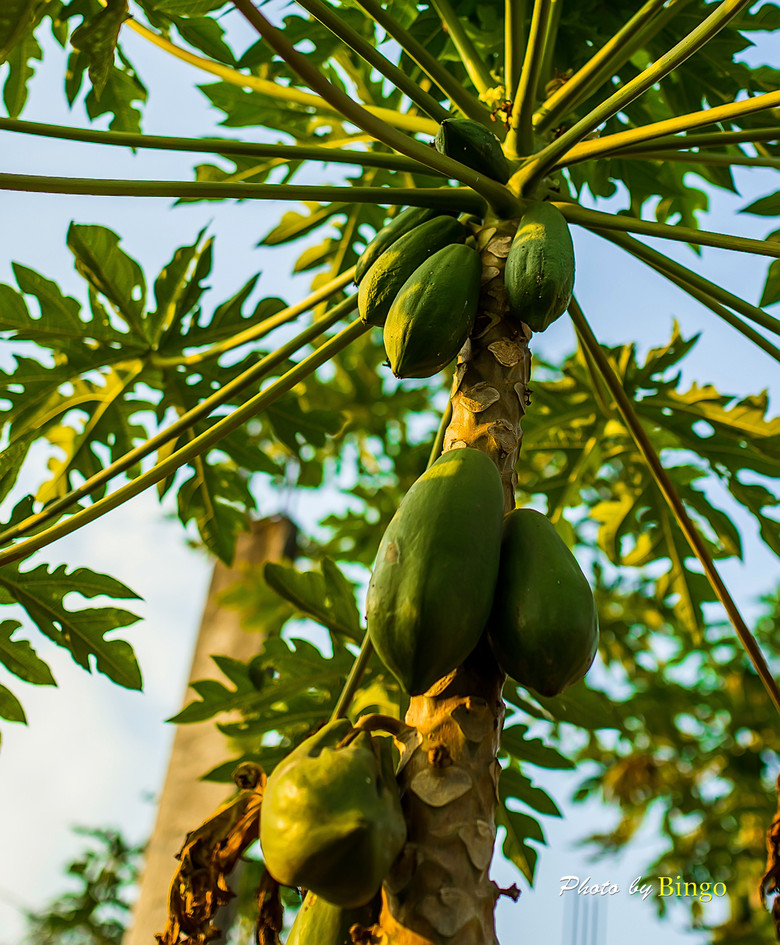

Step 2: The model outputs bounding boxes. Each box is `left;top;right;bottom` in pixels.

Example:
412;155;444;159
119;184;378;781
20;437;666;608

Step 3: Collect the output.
555;201;780;259
506;0;553;157
515;0;752;193
351;0;494;124
232;0;520;215
559;90;780;167
294;0;451;123
431;0;494;95
0;300;358;549
0;172;486;213
592;227;780;339
533;0;677;133
0;117;442;175
569;297;780;717
123;13;438;136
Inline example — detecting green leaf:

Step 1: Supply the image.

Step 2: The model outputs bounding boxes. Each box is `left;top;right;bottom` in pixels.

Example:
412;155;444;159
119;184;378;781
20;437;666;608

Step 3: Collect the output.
70;0;128;98
176;453;253;565
500;765;562;818
67;224;147;338
534;686;625;732
263;558;362;642
173;15;235;65
149;229;213;346
0;562;142;689
496;803;541;885
741;192;780;216
2;32;41;116
0;433;34;505
500;724;575;769
760;259;780;307
172;635;353;728
84;49;148;133
259;203;349;247
151;0;227;15
0;0;39;64
0;682;26;723
266;395;345;457
0;619;56;685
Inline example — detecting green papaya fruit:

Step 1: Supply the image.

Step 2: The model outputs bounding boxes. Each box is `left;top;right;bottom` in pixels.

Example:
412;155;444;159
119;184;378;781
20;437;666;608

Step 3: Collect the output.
383;243;482;378
286;892;377;945
260;720;406;908
366;448;505;695
358;216;468;327
486;509;598;697
435;118;510;184
355;206;447;285
504;201;575;332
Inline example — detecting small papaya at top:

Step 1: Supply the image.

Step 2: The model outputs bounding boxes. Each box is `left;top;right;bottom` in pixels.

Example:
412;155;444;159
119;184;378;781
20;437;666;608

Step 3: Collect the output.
435;118;510;184
383;242;482;378
358;215;468;327
504;201;575;332
259;719;406;908
486;509;598;697
366;448;505;695
355;206;448;285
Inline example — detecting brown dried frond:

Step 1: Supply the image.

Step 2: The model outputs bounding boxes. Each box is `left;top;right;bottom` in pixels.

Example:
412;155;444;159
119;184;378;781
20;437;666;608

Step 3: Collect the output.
155;762;266;945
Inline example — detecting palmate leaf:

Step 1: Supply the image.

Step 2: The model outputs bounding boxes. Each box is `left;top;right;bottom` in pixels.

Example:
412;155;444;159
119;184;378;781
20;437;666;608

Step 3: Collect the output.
0;619;57;726
0;562;142;689
172;635;352;727
201;637;398;782
149;228;213;348
500;724;575;771
145;0;229;16
263;557;362;643
505;682;625;733
0;619;56;686
5;263;131;353
197;81;319;136
70;0;128;98
0;0;41;64
175;449;253;565
2;32;41;117
260;203;351;247
66;223;148;338
35;369;153;505
519;325;780;635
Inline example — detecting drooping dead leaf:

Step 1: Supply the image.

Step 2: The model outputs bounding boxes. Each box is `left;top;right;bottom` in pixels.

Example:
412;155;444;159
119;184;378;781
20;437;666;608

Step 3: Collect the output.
760;774;780;941
255;869;283;945
155;762;266;945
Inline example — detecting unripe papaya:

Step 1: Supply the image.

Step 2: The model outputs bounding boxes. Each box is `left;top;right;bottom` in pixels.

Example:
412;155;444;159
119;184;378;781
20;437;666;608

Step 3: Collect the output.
383;243;482;379
486;509;598;697
504;201;575;332
260;720;405;908
435;118;510;184
358;216;468;327
355;206;447;285
286;892;377;945
366;448;504;695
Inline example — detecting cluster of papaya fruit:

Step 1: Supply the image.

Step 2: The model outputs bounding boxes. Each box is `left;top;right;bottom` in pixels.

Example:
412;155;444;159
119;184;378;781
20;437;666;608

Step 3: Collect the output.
356;118;576;380
366;447;598;698
258;123;583;944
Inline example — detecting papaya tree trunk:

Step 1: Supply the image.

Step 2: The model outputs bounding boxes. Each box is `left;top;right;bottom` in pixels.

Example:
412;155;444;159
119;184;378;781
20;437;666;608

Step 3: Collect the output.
377;220;531;945
123;516;297;945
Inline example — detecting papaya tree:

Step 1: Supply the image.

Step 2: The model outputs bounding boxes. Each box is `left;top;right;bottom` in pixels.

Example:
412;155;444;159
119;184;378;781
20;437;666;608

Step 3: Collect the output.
1;0;780;943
